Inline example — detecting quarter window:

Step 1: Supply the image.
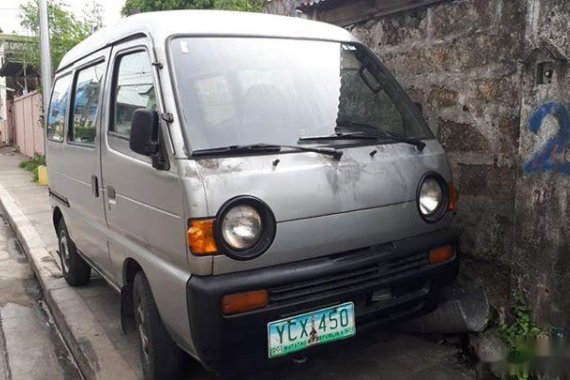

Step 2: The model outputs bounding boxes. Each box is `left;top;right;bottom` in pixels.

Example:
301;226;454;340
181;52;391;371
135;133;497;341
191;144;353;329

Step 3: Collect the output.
69;62;106;145
111;51;157;138
47;75;72;142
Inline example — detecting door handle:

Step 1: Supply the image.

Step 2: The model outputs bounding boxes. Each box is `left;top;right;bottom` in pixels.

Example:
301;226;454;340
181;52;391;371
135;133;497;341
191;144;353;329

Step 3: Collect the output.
91;175;99;197
107;186;116;207
107;186;116;200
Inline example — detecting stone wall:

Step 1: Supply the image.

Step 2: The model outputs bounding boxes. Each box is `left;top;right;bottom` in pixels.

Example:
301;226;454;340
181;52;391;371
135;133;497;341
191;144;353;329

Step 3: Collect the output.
347;1;527;307
513;0;570;326
264;0;304;17
265;0;570;323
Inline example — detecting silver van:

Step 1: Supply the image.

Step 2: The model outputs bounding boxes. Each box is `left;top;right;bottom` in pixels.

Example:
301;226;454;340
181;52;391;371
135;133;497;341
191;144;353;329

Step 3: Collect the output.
46;10;459;379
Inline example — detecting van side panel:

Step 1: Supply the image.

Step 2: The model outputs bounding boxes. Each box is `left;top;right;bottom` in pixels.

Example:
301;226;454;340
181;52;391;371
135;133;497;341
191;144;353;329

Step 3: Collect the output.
46;73;73;234
99;38;195;355
47;48;113;279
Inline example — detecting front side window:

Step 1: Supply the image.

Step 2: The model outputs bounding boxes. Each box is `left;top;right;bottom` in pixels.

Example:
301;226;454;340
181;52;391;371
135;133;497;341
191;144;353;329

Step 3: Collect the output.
169;38;432;152
47;75;72;142
111;50;157;139
69;61;106;145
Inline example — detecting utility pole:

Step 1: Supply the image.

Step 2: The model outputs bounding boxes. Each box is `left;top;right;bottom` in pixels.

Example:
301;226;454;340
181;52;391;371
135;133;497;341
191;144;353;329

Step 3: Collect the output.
39;0;52;113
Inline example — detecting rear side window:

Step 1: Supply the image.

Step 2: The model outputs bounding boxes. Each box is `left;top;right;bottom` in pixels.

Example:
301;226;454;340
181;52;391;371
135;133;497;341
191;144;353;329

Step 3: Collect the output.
69;61;106;145
111;51;156;139
47;75;72;142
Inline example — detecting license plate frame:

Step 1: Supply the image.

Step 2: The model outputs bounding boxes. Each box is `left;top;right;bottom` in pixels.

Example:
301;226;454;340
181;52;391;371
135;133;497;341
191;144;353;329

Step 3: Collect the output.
267;302;356;359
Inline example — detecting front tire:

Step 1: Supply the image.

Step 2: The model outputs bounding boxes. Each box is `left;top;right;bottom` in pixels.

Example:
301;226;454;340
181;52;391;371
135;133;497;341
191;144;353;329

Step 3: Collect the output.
57;220;91;286
133;271;183;380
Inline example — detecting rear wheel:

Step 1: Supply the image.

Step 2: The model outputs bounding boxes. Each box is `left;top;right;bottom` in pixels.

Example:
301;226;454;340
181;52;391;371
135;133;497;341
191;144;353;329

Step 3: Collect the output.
133;271;183;380
57;220;91;286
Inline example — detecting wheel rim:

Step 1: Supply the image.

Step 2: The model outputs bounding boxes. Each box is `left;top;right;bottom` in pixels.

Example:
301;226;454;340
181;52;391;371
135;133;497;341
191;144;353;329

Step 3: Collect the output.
59;234;70;275
136;297;150;363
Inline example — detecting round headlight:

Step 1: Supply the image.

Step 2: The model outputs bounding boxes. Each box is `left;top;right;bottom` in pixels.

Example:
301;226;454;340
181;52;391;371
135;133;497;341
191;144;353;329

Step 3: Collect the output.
419;177;444;216
216;196;277;260
221;205;263;250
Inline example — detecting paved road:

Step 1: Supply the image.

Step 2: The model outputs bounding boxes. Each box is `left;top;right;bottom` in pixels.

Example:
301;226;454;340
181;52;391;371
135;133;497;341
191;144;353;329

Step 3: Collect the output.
0;211;80;379
189;332;474;380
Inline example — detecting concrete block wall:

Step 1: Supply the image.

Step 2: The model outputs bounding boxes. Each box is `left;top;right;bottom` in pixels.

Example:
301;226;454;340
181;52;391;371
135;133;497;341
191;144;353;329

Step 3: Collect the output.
264;0;304;17
265;0;570;323
348;3;527;308
513;0;570;326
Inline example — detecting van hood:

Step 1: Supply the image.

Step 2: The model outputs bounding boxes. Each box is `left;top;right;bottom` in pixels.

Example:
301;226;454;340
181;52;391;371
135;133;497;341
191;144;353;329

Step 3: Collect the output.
184;140;454;275
192;140;451;222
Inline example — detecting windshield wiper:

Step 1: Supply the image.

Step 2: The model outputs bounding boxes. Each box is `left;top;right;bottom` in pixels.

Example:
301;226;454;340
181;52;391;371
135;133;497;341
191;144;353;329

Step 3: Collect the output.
343;131;426;151
191;143;343;160
299;123;426;151
299;133;379;142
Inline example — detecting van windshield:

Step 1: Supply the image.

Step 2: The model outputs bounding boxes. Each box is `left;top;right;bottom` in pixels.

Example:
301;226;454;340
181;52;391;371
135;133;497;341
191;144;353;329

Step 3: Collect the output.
169;37;432;152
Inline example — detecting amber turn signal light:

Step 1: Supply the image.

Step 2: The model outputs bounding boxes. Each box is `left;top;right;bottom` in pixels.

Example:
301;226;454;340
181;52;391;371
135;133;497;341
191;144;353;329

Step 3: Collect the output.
222;290;268;315
428;244;454;264
448;183;459;211
187;219;218;255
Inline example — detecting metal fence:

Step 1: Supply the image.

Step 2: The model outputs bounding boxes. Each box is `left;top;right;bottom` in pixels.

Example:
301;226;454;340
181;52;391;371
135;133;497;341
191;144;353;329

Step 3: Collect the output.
6;91;43;157
0;119;9;145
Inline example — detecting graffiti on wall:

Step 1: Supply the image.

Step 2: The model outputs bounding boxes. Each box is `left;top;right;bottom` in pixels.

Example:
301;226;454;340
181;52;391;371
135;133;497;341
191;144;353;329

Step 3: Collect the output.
524;102;570;174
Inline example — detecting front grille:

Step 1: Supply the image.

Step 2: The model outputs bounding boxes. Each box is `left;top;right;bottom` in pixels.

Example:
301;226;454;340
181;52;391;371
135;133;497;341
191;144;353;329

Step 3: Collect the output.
268;251;428;306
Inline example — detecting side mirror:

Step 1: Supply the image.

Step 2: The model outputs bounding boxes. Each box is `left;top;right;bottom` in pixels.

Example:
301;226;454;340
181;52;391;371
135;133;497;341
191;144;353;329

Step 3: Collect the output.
130;109;159;156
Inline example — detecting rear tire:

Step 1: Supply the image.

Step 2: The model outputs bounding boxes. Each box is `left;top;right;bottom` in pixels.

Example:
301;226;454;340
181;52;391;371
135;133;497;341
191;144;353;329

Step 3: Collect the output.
57;220;91;286
133;271;183;380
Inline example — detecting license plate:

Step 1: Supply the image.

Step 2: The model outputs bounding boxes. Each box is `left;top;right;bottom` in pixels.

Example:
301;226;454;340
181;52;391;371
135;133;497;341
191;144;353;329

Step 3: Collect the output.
267;302;356;359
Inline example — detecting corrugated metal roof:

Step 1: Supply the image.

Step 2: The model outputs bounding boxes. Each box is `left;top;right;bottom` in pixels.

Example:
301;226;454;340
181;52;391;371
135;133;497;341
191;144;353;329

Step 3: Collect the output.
300;0;329;6
298;0;342;11
298;0;448;26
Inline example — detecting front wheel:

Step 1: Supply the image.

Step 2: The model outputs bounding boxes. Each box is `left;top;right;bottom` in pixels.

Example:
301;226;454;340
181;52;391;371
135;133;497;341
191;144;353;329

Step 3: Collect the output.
133;271;183;380
57;220;91;286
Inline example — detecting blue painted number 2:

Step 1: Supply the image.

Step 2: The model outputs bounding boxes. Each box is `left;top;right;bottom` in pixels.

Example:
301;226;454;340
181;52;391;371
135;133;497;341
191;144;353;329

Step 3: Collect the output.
524;102;570;175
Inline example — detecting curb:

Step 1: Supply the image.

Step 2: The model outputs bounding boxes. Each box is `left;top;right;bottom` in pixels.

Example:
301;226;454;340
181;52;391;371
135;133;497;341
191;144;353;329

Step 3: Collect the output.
0;183;138;380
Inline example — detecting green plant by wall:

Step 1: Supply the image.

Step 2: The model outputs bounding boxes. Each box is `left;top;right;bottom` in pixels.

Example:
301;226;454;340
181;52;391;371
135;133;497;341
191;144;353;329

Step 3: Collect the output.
498;295;541;352
496;294;547;380
18;154;45;182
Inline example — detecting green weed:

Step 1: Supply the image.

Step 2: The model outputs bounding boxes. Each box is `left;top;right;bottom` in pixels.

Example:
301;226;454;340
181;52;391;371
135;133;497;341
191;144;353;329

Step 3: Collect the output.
496;294;546;380
18;154;46;182
498;295;541;352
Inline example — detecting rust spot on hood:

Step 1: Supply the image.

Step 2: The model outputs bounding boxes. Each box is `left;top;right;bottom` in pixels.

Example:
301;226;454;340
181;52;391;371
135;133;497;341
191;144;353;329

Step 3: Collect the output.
195;158;221;171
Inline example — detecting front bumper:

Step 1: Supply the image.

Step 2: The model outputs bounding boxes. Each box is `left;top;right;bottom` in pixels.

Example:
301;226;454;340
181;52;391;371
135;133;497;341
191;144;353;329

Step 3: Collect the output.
186;228;459;373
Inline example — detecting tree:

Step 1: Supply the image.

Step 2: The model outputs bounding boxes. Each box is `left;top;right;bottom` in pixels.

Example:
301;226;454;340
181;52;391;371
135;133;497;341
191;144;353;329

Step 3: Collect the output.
82;2;105;33
121;0;265;16
18;0;103;74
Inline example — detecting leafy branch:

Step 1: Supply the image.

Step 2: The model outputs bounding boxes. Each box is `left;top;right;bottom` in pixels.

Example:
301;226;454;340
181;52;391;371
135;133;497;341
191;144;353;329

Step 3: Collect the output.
16;0;103;80
121;0;266;15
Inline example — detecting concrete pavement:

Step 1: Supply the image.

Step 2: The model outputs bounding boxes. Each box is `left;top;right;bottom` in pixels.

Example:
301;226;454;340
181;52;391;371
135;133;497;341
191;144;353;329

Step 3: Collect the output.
0;201;80;379
0;146;475;379
0;147;139;380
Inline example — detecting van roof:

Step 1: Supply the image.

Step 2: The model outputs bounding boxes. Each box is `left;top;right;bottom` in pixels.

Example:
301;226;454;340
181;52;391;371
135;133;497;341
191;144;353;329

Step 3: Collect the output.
58;10;358;72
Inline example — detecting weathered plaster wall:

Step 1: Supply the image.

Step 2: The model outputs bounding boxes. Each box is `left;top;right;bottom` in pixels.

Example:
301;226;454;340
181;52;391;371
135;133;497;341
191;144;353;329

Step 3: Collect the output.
265;0;570;320
347;0;527;306
513;0;570;326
